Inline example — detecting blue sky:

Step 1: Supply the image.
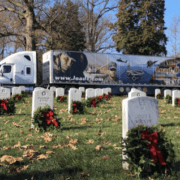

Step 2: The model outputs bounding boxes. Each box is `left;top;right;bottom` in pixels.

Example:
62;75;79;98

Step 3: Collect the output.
164;0;180;57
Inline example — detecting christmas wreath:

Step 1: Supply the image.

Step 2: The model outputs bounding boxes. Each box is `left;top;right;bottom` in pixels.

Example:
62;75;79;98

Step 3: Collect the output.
103;93;110;100
96;95;106;103
12;94;25;103
0;98;16;115
174;98;180;107
156;93;163;99
165;94;172;104
122;125;176;179
70;101;86;114
82;92;85;98
21;91;28;98
56;96;67;103
86;97;100;108
108;92;113;99
32;105;61;132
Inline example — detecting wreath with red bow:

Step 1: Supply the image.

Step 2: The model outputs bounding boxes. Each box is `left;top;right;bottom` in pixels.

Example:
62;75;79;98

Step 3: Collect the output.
175;98;180;107
56;96;67;103
86;97;100;108
103;93;110;100
122;125;176;179
0;98;16;115
12;94;25;103
165;94;172;104
21;91;28;97
70;101;86;114
156;93;163;99
108;92;113;99
32;105;61;132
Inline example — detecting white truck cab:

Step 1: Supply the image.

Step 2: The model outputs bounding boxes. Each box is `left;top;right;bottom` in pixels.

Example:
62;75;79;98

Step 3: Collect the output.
0;51;37;85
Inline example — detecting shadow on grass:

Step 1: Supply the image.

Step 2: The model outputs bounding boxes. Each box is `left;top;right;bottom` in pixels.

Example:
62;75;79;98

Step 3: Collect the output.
160;123;180;127
0;167;83;180
61;125;110;131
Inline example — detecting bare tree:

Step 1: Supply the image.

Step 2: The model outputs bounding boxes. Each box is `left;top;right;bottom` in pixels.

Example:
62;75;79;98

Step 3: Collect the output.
77;0;118;52
168;14;180;58
0;0;62;51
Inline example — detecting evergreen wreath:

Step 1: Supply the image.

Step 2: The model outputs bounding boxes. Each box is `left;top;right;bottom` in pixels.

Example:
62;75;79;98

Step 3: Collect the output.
96;95;106;103
108;92;113;99
56;95;67;103
165;94;172;104
156;93;163;99
70;100;86;114
174;98;180;107
86;97;100;108
122;125;176;179
21;91;28;98
32;105;61;132
0;98;16;115
12;94;25;103
103;93;110;100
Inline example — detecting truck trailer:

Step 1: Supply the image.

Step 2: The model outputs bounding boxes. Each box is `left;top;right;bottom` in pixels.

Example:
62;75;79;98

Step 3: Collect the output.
1;50;180;95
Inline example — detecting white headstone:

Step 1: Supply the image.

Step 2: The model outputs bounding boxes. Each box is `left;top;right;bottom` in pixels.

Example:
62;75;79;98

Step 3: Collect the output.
155;89;161;99
50;86;56;93
102;88;108;95
164;89;172;98
128;88;146;98
85;88;95;100
56;88;65;97
0;87;10;99
19;86;26;93
79;87;85;92
172;90;180;106
31;89;53;128
106;87;111;93
95;88;103;97
12;87;21;96
68;89;81;114
34;87;45;91
122;96;159;170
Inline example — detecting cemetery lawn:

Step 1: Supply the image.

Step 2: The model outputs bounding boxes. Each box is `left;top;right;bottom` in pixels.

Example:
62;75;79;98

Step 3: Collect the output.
0;95;180;180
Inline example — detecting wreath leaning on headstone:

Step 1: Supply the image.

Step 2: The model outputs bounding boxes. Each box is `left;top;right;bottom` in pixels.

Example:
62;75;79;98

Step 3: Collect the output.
122;125;176;179
0;98;16;115
174;98;180;107
165;94;172;104
32;105;61;132
156;93;163;99
56;95;67;103
21;91;28;98
70;100;86;114
86;97;100;108
12;94;25;103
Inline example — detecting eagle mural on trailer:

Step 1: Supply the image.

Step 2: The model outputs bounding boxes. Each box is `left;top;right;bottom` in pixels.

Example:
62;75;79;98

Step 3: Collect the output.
52;50;180;85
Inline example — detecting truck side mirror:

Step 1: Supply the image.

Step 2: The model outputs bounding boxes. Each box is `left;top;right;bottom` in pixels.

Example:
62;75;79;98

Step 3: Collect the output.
0;68;3;77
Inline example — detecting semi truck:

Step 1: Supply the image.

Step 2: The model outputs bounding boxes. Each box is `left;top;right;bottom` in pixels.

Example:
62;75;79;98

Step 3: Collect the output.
1;50;180;95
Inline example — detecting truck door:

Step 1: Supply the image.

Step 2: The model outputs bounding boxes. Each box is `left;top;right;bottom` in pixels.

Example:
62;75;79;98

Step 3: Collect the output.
2;65;14;84
24;65;33;83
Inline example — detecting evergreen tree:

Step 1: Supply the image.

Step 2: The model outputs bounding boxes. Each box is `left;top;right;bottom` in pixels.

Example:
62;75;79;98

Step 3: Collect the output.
110;0;167;56
46;0;86;51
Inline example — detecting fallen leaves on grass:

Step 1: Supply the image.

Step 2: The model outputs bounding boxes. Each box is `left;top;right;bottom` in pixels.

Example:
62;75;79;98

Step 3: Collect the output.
160;110;166;114
87;139;94;144
95;145;103;151
79;172;90;178
1;155;23;164
166;117;171;119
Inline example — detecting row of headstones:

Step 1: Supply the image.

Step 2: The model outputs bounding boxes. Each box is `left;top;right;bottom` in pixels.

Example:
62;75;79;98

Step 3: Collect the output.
0;86;26;100
155;88;180;106
31;87;112;128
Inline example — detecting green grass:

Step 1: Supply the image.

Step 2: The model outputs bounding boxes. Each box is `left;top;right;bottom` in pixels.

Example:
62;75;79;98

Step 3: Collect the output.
0;95;180;180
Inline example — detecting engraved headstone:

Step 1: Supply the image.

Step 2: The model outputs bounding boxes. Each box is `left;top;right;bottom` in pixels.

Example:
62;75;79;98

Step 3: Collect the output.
31;89;53;128
85;88;95;100
164;89;172;98
172;90;180;106
56;88;64;97
128;88;146;98
0;87;10;99
12;87;21;96
95;88;103;97
68;89;81;114
34;87;45;91
155;89;161;99
122;96;159;170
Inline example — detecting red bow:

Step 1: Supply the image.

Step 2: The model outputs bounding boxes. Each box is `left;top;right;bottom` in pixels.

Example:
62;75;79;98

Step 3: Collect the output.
73;103;78;113
104;94;109;100
16;95;21;99
60;96;64;102
140;131;167;165
0;99;7;111
43;110;58;127
176;98;180;105
91;98;96;107
98;96;102;101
